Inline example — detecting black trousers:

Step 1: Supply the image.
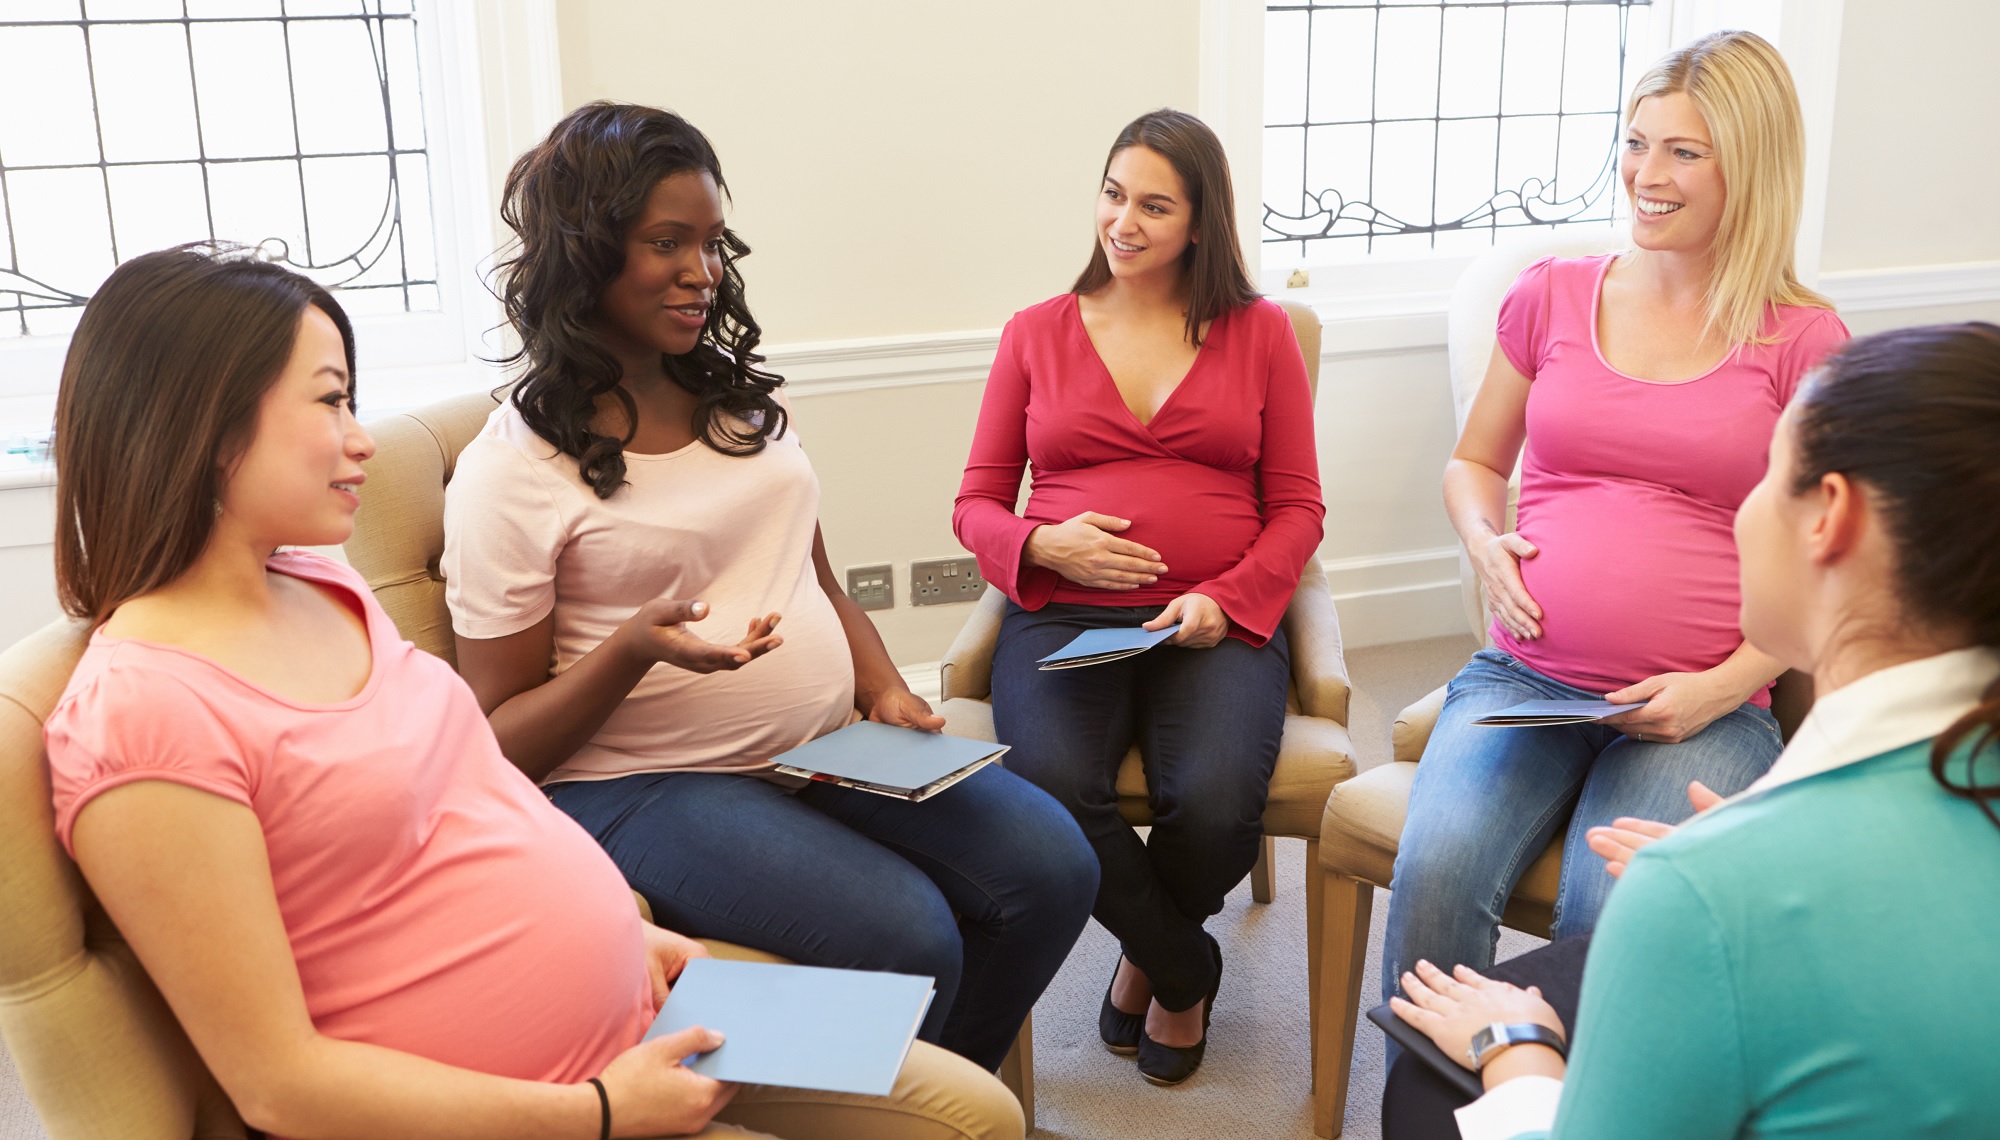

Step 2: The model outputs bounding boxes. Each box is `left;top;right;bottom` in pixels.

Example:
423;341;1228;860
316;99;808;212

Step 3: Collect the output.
1382;936;1593;1140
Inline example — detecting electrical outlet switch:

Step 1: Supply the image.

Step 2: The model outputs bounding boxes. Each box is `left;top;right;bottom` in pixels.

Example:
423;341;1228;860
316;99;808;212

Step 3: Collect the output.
845;563;893;611
911;556;987;606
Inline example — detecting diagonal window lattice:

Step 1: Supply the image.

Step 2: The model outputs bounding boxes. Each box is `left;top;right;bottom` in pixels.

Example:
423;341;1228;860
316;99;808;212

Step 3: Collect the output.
1264;0;1656;261
0;0;438;338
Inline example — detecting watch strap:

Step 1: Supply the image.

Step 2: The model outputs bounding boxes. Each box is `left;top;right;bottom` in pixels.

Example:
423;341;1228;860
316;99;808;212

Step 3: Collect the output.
1468;1021;1568;1070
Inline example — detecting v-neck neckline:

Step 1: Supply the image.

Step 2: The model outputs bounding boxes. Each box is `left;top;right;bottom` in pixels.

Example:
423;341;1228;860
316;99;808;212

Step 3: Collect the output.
1068;293;1214;434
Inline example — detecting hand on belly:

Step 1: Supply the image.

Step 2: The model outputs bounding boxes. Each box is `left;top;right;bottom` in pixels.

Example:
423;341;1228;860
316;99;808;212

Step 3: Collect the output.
1022;511;1171;590
1472;531;1545;640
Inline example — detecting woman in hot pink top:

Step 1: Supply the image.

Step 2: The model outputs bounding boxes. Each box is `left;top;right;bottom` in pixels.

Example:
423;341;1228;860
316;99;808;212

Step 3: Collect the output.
954;110;1324;1086
41;247;1022;1140
1384;31;1851;1006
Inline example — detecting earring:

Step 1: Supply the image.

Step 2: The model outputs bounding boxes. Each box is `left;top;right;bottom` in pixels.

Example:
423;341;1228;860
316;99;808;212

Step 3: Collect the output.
213;499;223;519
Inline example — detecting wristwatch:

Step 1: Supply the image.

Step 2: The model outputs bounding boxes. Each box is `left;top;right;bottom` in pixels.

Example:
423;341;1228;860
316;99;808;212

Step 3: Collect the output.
1467;1022;1568;1070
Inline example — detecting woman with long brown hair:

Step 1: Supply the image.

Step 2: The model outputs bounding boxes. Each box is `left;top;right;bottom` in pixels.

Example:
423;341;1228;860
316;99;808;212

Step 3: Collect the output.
43;244;1026;1139
444;103;1097;1075
953;108;1325;1084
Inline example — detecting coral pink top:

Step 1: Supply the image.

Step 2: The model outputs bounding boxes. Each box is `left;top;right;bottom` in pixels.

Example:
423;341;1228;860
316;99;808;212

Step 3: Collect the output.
1492;255;1849;703
954;294;1324;645
46;553;651;1095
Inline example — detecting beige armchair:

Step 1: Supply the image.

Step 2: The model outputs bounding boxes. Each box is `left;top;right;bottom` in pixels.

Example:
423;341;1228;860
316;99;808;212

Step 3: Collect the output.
1308;228;1811;1137
341;391;1030;1136
936;298;1360;1097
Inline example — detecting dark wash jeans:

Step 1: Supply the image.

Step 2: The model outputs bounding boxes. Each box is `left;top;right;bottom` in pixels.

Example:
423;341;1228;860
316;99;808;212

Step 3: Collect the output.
548;762;1097;1071
990;600;1291;1011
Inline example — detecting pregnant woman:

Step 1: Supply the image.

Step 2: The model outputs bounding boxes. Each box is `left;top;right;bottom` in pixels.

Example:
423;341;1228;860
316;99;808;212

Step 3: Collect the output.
955;109;1324;1085
1382;30;1850;1003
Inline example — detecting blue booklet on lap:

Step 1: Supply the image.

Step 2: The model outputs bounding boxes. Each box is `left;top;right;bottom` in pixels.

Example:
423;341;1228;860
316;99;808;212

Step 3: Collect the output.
770;720;1008;801
1471;699;1646;727
645;958;935;1096
1036;624;1181;670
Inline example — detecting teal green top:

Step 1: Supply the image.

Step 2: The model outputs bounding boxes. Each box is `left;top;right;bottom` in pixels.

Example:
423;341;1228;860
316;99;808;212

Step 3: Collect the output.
1531;738;2000;1138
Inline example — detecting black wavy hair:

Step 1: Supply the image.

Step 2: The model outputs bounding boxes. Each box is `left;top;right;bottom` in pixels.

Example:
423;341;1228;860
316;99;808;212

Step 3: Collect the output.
495;102;784;499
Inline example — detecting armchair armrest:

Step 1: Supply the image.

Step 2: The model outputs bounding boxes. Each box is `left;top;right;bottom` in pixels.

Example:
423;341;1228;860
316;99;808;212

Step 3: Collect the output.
1392;684;1448;764
1284;559;1351;727
940;590;1008;702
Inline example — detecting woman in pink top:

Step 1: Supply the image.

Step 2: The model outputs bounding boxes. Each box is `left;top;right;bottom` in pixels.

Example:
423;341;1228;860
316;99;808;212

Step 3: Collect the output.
43;246;1022;1140
1383;32;1851;1009
444;104;1096;1076
955;110;1325;1085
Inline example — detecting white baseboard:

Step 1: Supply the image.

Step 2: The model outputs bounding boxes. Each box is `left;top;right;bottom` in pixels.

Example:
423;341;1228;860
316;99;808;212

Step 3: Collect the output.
1817;260;2000;313
901;661;944;705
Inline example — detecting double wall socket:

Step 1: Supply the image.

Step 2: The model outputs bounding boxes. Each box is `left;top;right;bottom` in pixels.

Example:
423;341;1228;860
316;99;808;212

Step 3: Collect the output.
844;563;893;611
912;557;986;606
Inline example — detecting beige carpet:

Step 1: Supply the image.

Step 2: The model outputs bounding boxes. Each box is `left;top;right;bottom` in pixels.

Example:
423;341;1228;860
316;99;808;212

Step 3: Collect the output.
0;634;1510;1140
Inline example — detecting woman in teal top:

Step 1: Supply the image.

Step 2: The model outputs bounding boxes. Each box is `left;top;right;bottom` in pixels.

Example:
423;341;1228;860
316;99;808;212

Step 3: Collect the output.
1391;321;2000;1139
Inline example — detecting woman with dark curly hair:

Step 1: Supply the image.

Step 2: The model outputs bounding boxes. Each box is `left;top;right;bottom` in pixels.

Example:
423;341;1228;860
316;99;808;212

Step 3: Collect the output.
442;103;1097;1073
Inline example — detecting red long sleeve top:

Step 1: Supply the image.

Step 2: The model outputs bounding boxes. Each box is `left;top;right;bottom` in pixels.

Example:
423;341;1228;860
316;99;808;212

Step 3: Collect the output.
952;294;1325;646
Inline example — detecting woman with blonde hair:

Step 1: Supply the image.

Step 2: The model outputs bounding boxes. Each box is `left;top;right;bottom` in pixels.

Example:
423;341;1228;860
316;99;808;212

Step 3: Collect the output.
1383;30;1850;998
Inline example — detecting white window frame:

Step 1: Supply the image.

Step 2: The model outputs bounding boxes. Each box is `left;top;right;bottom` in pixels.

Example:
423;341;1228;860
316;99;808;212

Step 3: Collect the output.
1202;0;1844;327
0;0;565;434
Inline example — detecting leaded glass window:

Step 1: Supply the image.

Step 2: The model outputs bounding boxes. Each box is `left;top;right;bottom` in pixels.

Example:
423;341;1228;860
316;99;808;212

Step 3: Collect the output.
1264;0;1659;261
0;0;437;339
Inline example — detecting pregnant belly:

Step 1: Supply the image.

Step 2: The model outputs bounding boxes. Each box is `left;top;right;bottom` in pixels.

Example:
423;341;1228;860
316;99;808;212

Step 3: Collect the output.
1503;488;1746;694
1027;460;1264;592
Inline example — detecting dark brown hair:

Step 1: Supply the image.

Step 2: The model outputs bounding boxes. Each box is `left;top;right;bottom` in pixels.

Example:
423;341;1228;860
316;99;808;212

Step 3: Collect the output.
1071;109;1260;345
53;244;356;624
497;102;784;500
1789;322;2000;827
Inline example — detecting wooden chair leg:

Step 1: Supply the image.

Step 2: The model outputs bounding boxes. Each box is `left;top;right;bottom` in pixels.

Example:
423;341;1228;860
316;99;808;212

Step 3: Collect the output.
1250;833;1277;903
999;1012;1033;1133
1313;872;1375;1139
1304;840;1324;1079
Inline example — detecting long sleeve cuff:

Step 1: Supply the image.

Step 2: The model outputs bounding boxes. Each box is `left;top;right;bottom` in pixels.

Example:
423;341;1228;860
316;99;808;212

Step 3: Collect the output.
1454;1075;1563;1140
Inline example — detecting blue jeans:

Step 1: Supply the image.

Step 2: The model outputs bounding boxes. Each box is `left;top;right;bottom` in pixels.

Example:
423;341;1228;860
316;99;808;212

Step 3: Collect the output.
1382;648;1781;1004
548;763;1097;1071
990;601;1290;1011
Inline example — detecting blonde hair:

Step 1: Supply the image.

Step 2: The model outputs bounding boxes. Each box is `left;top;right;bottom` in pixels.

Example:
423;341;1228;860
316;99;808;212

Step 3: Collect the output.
1626;30;1832;345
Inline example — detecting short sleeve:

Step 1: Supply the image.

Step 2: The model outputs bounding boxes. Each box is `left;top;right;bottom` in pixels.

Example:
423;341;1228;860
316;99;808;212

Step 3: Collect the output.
1494;257;1561;380
1773;307;1851;406
45;658;256;855
442;433;571;640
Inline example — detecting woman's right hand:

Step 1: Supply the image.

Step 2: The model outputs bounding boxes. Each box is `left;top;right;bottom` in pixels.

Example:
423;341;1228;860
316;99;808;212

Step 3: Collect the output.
595;1027;738;1137
614;600;783;674
1023;512;1169;590
1473;530;1544;640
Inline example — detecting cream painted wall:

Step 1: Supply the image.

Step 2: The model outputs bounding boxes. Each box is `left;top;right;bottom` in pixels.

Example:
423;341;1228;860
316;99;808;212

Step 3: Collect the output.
553;0;1202;344
1820;0;2000;271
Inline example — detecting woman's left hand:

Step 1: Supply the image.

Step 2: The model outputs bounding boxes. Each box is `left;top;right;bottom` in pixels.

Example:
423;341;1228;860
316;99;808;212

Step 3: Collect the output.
868;686;947;733
641;923;712;1010
1390;959;1565;1072
1143;592;1229;649
1601;668;1753;744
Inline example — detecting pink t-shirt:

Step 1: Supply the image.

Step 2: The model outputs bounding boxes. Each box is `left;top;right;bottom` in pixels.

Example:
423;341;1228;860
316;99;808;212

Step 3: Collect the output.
1491;255;1848;703
442;399;854;782
45;552;651;1092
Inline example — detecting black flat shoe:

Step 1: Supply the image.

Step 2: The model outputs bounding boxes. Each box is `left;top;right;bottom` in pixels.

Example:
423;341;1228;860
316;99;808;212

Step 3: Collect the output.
1137;932;1222;1087
1099;957;1145;1055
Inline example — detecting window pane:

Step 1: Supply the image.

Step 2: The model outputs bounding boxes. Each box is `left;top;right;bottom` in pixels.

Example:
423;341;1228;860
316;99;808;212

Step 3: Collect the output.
1265;0;1654;260
91;23;203;164
0;25;100;168
1;6;442;335
291;18;391;155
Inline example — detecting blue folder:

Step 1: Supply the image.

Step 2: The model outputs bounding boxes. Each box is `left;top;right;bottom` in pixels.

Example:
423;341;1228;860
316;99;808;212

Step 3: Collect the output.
1036;623;1182;670
770;720;1008;801
1471;699;1646;726
645;958;935;1096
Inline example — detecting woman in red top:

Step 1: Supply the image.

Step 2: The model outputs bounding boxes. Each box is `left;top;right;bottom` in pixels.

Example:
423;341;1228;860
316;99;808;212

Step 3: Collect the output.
954;109;1324;1085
